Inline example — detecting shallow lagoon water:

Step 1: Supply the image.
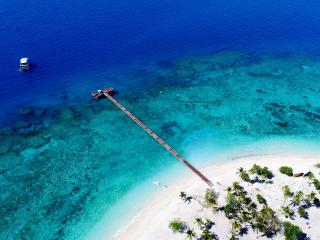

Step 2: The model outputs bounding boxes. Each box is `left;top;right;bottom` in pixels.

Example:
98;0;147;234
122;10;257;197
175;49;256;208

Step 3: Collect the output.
1;51;320;239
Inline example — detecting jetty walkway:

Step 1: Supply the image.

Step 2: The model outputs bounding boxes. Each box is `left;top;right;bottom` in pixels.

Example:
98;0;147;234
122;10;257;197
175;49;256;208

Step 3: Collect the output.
91;88;213;187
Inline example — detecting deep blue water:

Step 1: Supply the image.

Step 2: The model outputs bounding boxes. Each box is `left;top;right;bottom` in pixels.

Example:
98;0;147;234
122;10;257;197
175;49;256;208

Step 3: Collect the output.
1;0;320;122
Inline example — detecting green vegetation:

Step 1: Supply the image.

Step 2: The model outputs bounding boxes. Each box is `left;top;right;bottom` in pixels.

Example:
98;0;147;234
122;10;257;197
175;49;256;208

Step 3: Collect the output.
238;164;275;184
229;235;239;240
315;163;320;168
168;218;185;233
169;163;319;239
282;185;294;199
240;171;251;183
313;179;320;190
305;172;320;192
282;188;299;218
204;188;218;208
250;164;274;179
305;191;318;206
292;191;304;206
169;191;219;239
281;206;294;219
224;182;255;223
254;206;281;237
298;207;307;218
179;191;187;200
283;221;304;240
279;166;293;176
185;229;196;240
281;184;320;220
199;229;218;240
304;171;315;180
256;194;267;205
224;182;280;237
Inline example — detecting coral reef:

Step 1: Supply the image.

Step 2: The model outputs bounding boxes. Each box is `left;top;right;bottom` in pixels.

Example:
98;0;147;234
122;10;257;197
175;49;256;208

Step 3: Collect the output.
1;51;320;239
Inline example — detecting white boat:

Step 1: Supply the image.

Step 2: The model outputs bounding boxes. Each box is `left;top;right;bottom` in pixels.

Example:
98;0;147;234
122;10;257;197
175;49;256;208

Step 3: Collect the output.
20;57;30;71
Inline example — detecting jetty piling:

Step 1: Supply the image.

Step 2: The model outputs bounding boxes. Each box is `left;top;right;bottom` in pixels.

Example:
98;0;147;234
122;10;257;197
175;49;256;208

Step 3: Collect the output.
91;88;213;187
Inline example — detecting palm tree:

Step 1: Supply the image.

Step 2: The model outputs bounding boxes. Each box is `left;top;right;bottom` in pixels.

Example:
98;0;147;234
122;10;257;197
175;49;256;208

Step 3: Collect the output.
255;206;280;237
282;185;293;206
204;188;218;209
194;217;205;230
204;218;214;229
305;191;317;206
229;235;239;240
231;220;241;235
232;182;244;192
180;191;187;200
237;167;244;174
199;229;218;240
281;206;294;219
199;229;211;240
292;191;304;206
185;229;196;240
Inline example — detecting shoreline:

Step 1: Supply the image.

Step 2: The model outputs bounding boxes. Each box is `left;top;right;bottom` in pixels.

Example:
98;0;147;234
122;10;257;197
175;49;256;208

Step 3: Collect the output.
114;151;320;239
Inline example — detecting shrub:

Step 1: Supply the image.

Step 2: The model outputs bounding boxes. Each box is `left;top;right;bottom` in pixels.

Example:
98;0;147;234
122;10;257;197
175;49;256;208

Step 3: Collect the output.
279;166;293;176
250;164;273;179
240;171;251;183
261;167;274;179
257;194;267;205
315;163;320;168
283;221;304;240
313;179;320;190
168;218;185;233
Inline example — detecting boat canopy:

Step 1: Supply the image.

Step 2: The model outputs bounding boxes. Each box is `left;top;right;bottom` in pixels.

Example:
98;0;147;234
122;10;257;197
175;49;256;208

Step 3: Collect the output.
20;58;29;64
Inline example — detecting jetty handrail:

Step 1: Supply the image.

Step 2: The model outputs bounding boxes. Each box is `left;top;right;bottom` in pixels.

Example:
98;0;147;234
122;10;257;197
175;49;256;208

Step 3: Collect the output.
101;91;213;187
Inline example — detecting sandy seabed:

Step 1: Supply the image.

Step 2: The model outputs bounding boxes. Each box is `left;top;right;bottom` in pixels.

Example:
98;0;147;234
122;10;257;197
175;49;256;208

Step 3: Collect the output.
115;151;320;240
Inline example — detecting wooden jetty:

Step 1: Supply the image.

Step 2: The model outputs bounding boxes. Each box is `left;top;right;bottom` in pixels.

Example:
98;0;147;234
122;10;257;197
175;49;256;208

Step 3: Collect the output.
91;88;213;187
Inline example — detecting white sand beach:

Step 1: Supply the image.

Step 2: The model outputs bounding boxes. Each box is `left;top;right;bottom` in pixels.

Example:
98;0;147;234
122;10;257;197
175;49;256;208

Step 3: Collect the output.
115;152;320;239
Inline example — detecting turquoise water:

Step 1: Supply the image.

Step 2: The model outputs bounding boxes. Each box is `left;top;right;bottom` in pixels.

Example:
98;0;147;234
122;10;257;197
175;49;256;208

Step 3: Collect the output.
1;51;320;239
